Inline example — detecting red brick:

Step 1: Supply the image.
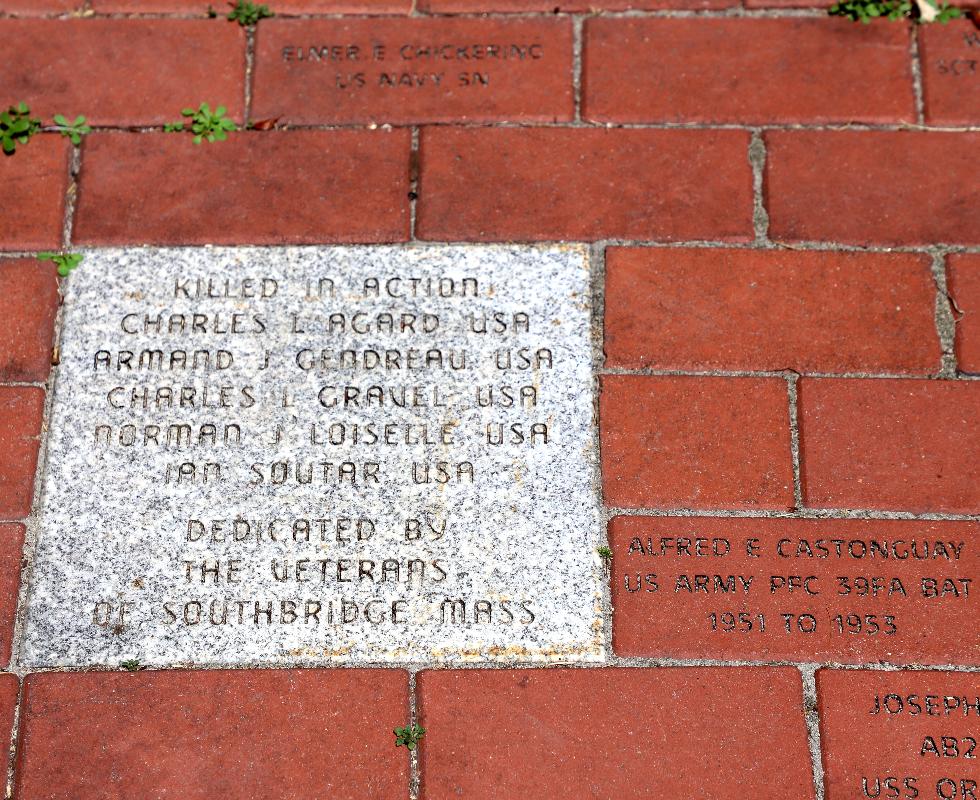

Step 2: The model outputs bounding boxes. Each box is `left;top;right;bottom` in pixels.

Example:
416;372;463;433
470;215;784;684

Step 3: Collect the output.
418;668;814;800
0;136;69;252
418;128;753;242
0;525;24;667
766;131;980;246
799;378;980;513
601;375;794;510
0;19;245;126
253;18;573;125
0;675;17;769
16;669;409;800
0;388;45;519
94;0;411;10
73;130;410;245
919;22;980;126
0;260;59;383
949;254;980;373
420;0;733;11
584;19;914;125
818;670;980;800
605;248;940;374
0;0;79;11
611;516;979;664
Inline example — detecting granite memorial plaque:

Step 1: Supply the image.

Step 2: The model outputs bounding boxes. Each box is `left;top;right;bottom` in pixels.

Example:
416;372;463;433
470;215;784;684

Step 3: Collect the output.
21;246;603;667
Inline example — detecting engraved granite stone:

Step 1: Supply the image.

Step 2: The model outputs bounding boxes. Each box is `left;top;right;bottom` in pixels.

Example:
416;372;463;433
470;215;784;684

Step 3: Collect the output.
20;246;603;667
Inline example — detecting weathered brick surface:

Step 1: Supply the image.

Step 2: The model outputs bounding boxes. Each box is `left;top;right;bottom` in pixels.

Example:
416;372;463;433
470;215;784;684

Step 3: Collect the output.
0;260;60;383
799;378;980;513
0;388;45;520
253;19;573;124
604;248;940;374
417;128;753;241
766;131;980;246
601;375;794;510
16;670;409;799
0;19;245;126
420;0;733;11
0;525;24;667
0;0;79;11
818;670;980;800
949;254;980;373
0;674;17;768
94;0;411;10
0;136;69;253
584;19;914;124
610;516;979;664
919;22;980;126
73;131;410;245
418;668;814;799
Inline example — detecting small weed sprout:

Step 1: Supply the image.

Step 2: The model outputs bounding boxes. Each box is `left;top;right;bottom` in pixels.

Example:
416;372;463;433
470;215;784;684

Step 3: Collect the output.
120;659;144;672
828;0;961;22
1;102;42;155
597;545;613;562
227;0;274;25
394;724;425;750
38;251;83;277
166;103;237;143
51;114;91;145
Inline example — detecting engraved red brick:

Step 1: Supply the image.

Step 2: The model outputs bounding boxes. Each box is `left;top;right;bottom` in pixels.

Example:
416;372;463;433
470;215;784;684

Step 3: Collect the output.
419;0;733;11
605;248;940;374
0;19;245;126
0;525;24;667
766;131;980;246
417;128;753;242
584;19;914;124
0;260;60;383
799;378;980;513
73;131;410;245
94;0;411;10
818;669;980;800
949;254;980;373
601;375;794;510
418;668;815;800
610;516;979;664
919;22;980;126
253;18;573;124
0;136;69;252
15;669;409;800
0;388;45;519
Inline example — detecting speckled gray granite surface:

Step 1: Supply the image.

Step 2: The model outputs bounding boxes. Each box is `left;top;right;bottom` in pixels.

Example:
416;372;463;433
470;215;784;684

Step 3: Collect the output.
20;246;604;667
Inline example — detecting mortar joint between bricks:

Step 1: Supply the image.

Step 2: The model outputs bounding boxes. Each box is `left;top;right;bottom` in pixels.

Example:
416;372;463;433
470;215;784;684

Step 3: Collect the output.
572;15;585;123
62;147;82;251
799;664;826;800
749;129;770;244
244;25;257;126
409;127;420;241
407;667;421;800
909;25;926;127
928;249;959;377
785;372;804;510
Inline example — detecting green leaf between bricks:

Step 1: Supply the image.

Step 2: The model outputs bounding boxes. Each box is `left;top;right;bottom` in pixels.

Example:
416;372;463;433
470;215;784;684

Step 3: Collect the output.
0;102;42;155
227;0;274;25
828;0;961;23
52;114;92;145
166;103;237;144
38;251;84;277
394;724;425;751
